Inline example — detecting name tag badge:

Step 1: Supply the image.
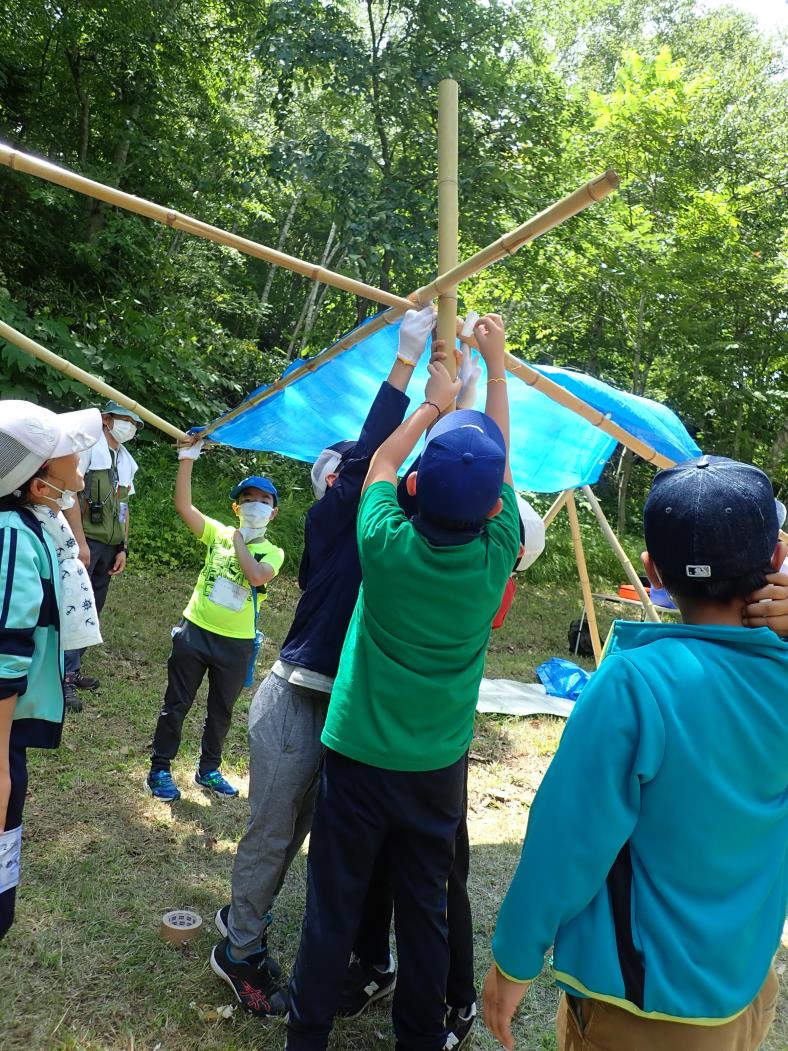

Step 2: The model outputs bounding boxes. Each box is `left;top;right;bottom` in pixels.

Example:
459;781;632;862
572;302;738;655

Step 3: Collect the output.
118;501;129;525
208;576;250;612
0;825;22;894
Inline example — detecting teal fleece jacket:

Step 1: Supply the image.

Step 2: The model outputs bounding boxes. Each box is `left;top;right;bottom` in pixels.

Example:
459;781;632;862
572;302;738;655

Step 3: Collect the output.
492;620;788;1025
0;508;65;748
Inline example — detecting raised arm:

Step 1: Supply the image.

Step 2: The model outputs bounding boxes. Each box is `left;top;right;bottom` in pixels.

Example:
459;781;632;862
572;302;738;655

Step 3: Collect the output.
474;313;513;489
363;361;461;492
385;306;436;393
174;441;207;537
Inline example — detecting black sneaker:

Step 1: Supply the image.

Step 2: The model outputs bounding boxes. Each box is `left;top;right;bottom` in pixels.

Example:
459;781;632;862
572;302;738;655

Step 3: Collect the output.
337;952;397;1018
444;1002;476;1049
64;680;82;713
72;671;100;690
210;937;288;1017
213;906;281;980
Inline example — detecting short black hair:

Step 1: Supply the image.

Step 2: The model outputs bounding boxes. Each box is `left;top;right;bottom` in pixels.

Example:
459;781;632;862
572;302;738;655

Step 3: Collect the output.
0;467;47;512
659;562;772;605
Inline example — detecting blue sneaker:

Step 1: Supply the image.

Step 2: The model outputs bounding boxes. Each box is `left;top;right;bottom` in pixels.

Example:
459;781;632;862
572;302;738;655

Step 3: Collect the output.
146;769;181;801
195;769;239;797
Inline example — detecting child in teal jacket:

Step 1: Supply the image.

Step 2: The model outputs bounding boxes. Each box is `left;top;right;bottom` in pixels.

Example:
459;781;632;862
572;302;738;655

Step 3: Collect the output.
484;456;788;1051
0;400;102;938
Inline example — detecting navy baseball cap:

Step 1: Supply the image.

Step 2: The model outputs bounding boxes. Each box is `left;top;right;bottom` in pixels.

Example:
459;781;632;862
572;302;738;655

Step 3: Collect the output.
644;455;779;581
416;409;506;527
229;475;279;505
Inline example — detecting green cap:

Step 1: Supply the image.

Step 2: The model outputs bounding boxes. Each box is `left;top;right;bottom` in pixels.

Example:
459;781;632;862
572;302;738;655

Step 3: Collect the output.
102;401;144;428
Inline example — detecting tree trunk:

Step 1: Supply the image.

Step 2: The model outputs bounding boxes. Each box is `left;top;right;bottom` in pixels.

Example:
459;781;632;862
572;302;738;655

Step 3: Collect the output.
259;191;301;314
86;91;141;242
65;50;90;166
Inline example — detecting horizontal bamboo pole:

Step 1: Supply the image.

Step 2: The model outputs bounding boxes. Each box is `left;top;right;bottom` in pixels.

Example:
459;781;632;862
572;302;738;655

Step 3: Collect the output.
566;489;603;666
503;353;676;469
0;319;186;441
201;171;620;438
582;484;660;622
0;143;420;314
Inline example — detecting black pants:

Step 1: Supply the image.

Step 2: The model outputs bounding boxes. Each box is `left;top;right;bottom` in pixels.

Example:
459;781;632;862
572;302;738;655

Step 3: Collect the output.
0;746;28;941
353;761;476;1009
63;538;121;676
150;620;253;774
287;749;466;1051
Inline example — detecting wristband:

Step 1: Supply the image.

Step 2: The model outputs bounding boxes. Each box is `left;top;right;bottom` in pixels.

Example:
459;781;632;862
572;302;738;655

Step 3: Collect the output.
397;355;416;368
487;376;507;384
122;545;129;556
422;400;441;420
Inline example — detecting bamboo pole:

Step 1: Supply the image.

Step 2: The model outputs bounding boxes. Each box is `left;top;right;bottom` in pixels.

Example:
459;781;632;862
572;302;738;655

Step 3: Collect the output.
0;143;422;315
504;353;676;468
542;491;568;529
200;173;621;438
0;319;187;441
565;489;603;666
582;484;660;622
437;79;459;380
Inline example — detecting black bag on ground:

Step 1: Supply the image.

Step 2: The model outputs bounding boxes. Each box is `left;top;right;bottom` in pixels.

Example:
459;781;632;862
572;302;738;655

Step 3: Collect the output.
568;618;594;658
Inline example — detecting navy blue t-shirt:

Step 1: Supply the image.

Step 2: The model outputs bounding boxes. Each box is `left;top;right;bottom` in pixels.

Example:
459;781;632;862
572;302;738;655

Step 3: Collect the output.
278;381;409;678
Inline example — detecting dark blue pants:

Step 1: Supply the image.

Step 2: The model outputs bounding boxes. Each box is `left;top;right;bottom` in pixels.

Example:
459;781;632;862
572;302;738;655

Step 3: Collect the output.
0;746;28;941
287;749;466;1051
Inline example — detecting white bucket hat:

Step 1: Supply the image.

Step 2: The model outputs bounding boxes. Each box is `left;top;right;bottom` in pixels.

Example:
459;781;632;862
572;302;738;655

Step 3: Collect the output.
0;400;103;498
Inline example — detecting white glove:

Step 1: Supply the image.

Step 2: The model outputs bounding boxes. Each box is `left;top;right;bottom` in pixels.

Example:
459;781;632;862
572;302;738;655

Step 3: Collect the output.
397;306;435;366
178;438;205;461
457;345;482;410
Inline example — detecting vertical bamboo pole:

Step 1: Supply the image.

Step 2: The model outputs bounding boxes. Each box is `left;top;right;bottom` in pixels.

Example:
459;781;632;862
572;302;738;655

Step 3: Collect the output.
437;79;459;381
565;489;603;666
581;485;660;622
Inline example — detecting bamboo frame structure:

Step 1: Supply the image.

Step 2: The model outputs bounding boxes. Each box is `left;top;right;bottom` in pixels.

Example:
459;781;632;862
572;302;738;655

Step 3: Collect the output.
437;79;459;379
198;173;622;438
0;143;421;315
565;489;603;666
582;484;660;621
542;491;568;528
0;319;187;441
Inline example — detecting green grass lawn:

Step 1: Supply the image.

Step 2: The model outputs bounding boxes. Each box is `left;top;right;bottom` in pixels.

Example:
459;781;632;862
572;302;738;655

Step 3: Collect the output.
1;569;786;1050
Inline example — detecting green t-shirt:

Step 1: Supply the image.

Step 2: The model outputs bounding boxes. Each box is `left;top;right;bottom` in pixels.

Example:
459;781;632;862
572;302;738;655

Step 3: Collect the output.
183;517;284;640
322;481;521;771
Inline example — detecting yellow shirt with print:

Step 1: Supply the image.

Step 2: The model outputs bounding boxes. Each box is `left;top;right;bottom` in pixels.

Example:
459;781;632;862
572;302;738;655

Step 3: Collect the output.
183;517;284;640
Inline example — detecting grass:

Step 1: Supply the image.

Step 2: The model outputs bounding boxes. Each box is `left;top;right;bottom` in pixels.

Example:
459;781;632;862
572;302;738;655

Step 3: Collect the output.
1;568;786;1050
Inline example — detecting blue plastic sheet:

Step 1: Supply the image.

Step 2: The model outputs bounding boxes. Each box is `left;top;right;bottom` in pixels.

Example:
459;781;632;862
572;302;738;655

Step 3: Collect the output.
207;315;701;493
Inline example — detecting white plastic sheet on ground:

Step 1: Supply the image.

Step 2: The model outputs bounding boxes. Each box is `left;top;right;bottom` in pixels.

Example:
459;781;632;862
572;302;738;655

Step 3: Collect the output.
477;678;575;719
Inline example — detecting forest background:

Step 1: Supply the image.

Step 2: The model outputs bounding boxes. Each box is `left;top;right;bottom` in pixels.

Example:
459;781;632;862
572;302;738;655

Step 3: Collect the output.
0;0;786;572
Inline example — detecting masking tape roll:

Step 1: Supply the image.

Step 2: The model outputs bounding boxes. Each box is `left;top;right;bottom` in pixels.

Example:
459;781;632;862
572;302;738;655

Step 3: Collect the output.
160;909;203;945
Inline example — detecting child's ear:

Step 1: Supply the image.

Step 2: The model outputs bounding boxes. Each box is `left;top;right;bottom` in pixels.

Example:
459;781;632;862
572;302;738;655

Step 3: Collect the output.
771;539;787;571
405;472;417;497
271;506;279;519
641;551;664;588
485;497;504;520
232;501;240;515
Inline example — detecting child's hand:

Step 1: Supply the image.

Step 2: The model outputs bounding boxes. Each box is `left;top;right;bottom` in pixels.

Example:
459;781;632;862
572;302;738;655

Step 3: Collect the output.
482;964;530;1050
743;572;788;633
457;345;482;410
425;360;462;413
178;438;204;461
474;313;505;368
398;306;436;366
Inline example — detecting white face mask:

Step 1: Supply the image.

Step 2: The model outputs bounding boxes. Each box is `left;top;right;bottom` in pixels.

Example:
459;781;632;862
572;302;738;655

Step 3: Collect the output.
238;501;274;536
110;419;137;444
44;480;78;511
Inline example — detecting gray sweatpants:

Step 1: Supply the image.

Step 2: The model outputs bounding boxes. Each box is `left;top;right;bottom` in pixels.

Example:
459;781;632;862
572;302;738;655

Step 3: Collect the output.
228;671;329;953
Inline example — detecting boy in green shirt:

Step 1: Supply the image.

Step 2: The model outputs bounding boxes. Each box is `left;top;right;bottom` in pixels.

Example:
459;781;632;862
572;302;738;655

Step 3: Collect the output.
286;314;520;1051
146;443;284;801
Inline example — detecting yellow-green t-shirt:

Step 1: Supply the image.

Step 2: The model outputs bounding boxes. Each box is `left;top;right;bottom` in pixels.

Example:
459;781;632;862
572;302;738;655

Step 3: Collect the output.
183;517;284;640
322;481;521;771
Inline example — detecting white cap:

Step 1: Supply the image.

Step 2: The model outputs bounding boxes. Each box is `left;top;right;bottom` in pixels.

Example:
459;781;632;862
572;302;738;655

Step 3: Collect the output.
310;440;355;500
515;494;546;571
0;400;103;498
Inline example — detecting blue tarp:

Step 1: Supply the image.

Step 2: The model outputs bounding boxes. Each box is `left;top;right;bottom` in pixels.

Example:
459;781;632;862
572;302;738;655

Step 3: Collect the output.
207;315;701;493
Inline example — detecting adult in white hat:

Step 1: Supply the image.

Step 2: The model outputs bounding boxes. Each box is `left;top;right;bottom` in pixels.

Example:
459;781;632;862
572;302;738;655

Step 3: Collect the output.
0;399;102;938
62;400;143;707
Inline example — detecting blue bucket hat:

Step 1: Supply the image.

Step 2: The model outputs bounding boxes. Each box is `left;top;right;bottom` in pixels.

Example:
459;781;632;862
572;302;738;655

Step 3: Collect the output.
644;455;778;581
102;401;144;427
415;409;506;528
229;475;279;505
